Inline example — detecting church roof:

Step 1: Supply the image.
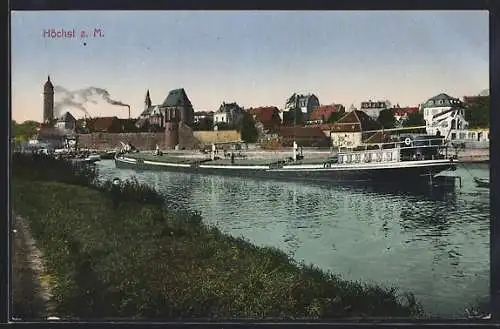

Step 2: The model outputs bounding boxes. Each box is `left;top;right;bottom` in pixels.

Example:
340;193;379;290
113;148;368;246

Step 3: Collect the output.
161;88;192;108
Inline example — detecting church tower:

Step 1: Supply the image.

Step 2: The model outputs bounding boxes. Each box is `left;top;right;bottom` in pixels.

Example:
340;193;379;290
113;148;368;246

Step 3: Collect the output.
145;89;152;110
43;75;54;124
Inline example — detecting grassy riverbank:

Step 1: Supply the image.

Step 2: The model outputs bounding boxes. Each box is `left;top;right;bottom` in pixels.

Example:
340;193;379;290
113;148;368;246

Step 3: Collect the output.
12;153;423;319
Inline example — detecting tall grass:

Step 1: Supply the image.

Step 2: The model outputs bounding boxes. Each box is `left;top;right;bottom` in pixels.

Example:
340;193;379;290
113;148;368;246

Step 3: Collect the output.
12;153;424;319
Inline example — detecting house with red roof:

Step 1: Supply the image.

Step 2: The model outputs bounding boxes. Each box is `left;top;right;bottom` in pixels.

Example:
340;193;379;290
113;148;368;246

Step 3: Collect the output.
279;126;331;147
329;110;382;148
247;106;281;132
309;104;345;123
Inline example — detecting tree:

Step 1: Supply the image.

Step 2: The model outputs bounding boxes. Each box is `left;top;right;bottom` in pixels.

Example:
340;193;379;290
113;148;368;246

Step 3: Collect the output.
239;112;258;143
465;96;489;128
377;109;396;129
402;112;426;127
12;120;39;140
282;108;304;126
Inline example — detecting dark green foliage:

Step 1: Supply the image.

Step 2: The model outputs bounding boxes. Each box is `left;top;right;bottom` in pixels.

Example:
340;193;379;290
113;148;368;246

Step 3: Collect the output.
377;109;396;129
402;112;426;128
465;96;489;128
12;120;39;140
12;160;424;319
239;112;259;144
283;108;304;126
12;153;99;187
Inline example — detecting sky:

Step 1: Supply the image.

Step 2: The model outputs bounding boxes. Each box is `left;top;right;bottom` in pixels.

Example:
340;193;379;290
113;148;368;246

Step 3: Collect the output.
11;10;489;123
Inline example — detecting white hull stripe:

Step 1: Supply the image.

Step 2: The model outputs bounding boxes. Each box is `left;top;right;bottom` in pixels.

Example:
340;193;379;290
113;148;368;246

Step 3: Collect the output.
118;157;453;172
143;160;191;168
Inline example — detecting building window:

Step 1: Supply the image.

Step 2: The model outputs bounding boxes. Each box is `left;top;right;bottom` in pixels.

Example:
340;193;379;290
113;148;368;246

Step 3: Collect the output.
451;133;456;140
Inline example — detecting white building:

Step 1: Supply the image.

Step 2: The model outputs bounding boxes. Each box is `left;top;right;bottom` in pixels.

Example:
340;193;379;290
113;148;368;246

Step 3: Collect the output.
421;93;468;137
213;102;245;130
421;93;489;145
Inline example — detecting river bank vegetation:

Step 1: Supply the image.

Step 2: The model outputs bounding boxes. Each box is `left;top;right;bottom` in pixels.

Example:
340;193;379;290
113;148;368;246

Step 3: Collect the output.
12;153;424;319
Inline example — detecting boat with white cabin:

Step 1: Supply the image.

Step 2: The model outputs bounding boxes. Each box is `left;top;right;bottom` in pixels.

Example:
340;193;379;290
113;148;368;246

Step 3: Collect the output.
115;134;458;187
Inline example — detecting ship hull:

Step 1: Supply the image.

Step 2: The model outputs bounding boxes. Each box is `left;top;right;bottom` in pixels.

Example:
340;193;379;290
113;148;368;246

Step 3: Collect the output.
114;155;456;186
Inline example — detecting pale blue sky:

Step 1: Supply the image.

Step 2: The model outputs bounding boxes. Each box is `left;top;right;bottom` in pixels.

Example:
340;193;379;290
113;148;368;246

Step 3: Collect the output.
11;10;488;122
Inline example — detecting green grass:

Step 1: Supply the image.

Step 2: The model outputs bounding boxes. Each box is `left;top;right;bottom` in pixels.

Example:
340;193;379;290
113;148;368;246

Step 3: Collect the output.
11;154;424;319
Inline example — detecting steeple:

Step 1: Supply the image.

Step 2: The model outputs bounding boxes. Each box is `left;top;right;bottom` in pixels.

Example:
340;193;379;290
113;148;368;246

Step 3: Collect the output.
145;89;152;109
44;75;54;92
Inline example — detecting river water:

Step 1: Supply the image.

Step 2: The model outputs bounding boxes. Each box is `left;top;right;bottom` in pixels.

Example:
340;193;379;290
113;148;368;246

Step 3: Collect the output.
97;160;489;318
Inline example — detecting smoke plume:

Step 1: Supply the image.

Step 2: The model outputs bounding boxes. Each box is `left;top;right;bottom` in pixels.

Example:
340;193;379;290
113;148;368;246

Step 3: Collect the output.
54;86;130;118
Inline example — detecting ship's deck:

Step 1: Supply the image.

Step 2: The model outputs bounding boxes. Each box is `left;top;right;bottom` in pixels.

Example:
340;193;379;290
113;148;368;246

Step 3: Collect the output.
123;152;334;166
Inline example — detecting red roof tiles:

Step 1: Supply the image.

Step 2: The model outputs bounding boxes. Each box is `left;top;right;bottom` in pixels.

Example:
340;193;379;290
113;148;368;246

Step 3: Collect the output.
393;107;419;117
310;105;342;122
248;106;281;129
279;126;328;138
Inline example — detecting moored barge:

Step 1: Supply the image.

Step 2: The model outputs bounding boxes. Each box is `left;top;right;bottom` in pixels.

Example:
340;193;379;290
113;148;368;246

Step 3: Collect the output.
115;135;457;186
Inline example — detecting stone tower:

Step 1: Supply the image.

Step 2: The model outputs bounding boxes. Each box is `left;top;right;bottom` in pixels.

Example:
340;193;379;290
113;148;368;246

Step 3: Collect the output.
43;75;54;124
145;89;152;110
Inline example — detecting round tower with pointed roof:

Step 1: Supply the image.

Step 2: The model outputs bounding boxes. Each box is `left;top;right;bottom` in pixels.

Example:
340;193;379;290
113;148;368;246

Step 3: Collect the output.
43;75;54;124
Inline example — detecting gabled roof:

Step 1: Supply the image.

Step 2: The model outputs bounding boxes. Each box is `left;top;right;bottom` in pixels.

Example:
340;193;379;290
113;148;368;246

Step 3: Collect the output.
248;106;280;124
330;110;381;133
364;131;391;144
161;88;192;108
58;111;76;122
140;105;162;117
217;102;243;113
279;126;328;138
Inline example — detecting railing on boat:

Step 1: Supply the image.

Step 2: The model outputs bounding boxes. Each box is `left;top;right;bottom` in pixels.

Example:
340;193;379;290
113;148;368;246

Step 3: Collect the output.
335;137;449;165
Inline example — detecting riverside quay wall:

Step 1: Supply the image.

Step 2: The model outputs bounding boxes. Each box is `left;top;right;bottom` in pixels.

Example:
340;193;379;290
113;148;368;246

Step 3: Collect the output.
77;130;241;150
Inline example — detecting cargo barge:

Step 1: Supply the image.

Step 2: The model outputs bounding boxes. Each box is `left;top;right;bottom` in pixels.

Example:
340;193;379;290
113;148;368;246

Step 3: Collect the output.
115;135;458;187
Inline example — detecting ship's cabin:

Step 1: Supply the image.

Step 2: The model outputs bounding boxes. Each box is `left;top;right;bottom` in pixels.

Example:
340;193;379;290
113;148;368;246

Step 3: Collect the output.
336;135;448;164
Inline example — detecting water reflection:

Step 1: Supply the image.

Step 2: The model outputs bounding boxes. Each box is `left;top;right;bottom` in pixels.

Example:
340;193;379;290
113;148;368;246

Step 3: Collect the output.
97;161;489;317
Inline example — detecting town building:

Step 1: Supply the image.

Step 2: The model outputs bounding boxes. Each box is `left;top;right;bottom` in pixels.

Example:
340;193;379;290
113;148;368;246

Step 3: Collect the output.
213;102;246;130
193;111;215;131
392;106;420;126
421;93;468;138
85;116;138;133
359;100;391;120
309;104;345;123
329;110;382;148
283;93;320;121
279;126;331;147
54;111;77;132
247;106;282;132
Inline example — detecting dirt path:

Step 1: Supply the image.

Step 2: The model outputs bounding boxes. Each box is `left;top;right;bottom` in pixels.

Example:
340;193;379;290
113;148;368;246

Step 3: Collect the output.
12;214;55;320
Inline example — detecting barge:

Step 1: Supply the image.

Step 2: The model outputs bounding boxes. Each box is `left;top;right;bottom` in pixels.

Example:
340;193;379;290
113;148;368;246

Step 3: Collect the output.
115;135;458;187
